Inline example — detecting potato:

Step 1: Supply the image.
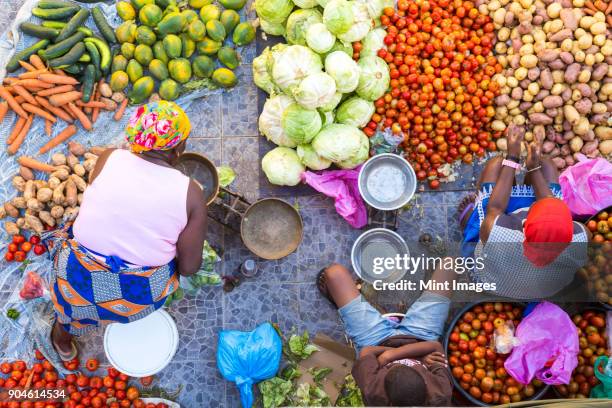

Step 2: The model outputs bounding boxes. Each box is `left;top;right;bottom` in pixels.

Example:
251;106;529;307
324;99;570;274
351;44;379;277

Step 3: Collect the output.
529;113;553;125
546;3;562;18
99;83;112;98
591;64;608;81
51;153;67;166
573;117;590;136
590;21;606;35
4;221;20;235
19;166;34;181
559;9;577;30
569;136;584;152
559;51;574;64
594;127;612;140
111;92;125;103
564;63;581;83
574;99;592;115
552;157;566;169
582;140;599;156
496;138;508;151
68;141;86;156
577;70;591;83
563;105;580;124
100;97;117;111
520;55;539;68
599;140;612;156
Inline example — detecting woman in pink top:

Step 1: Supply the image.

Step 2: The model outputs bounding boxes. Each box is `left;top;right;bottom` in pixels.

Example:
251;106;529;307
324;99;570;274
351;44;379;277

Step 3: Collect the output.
46;102;207;360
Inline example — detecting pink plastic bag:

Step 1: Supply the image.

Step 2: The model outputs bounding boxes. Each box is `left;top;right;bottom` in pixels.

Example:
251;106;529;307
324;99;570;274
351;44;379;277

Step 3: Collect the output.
559;154;612;217
504;302;579;385
302;166;367;228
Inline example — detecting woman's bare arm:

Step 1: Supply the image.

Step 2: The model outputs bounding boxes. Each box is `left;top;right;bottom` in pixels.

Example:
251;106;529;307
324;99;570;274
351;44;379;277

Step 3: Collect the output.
175;180;207;276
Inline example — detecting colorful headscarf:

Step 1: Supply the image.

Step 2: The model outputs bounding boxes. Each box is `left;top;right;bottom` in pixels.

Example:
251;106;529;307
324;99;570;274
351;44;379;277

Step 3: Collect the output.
125;101;191;153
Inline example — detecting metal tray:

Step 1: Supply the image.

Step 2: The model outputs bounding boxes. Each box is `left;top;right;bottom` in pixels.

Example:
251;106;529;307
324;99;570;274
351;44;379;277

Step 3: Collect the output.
175;152;219;206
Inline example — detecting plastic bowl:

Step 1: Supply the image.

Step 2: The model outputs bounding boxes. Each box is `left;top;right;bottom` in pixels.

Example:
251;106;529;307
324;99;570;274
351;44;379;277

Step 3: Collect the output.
358;153;416;211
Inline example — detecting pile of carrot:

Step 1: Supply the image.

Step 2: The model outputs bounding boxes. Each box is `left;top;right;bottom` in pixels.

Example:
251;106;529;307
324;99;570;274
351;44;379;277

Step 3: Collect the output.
0;54;122;156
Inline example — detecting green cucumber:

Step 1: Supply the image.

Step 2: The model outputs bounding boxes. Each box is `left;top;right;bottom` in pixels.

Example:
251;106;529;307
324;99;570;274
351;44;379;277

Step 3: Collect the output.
78;53;91;62
48;42;86;68
55;8;90;42
62;63;85;74
32;6;79;20
81;64;96;102
19;23;59;39
6;39;50;72
37;0;75;8
42;20;93;36
84;41;100;73
83;37;111;73
40;31;84;59
91;7;117;44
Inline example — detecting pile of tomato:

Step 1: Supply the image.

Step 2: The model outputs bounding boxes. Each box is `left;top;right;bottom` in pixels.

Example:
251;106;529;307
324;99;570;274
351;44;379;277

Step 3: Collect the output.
5;234;46;263
586;210;612;244
359;0;503;188
447;302;544;405
555;311;609;398
0;353;164;408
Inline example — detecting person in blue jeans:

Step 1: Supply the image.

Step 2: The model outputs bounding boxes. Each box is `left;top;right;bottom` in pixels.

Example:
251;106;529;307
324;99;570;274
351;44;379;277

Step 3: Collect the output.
317;263;454;406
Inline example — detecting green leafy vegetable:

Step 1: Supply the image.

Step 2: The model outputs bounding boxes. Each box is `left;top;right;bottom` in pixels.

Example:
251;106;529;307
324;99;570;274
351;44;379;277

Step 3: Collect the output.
259;376;293;408
335;374;364;407
6;308;20;320
288;331;319;360
309;366;333;382
217;166;236;187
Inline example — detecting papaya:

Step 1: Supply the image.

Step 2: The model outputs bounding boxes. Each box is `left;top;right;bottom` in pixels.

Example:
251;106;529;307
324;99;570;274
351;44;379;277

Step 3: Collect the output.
168;58;192;84
121;42;136;59
157;12;185;36
110;70;129;92
189;0;211;8
149;58;169;80
139;4;163;27
212;68;237;88
180;34;196;58
232;22;255;46
136;25;157;45
163;34;182;58
134;44;154;66
217;46;240;69
129;76;155;104
159;78;180;101
115;20;137;44
153;41;169;64
199;4;220;23
196;37;222;56
130;0;154;9
112;54;129;72
205;20;226;42
126;59;144;83
116;1;136;21
220;10;240;35
155;0;175;8
187;20;206;41
181;9;199;24
218;0;246;10
192;55;214;78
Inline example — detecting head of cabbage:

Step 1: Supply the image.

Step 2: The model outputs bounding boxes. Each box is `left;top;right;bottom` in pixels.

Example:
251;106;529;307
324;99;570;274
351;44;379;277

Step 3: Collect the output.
356;0;385;19
319;109;335;126
259;18;287;36
323;40;353;59
324;51;359;93
272;45;323;93
259;95;296;148
306;23;335;54
323;0;354;35
293;72;337;110
337;130;370;169
262;147;305;186
254;0;294;24
312;124;364;162
337;1;373;43
319;92;342;111
335;97;374;128
292;0;319;9
297;144;332;170
285;9;323;46
356;56;390;101
361;28;385;57
281;103;322;145
253;47;282;94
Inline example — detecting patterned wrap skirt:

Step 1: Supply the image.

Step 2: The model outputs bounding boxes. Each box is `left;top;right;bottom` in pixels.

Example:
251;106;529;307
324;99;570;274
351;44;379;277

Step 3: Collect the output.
45;230;179;336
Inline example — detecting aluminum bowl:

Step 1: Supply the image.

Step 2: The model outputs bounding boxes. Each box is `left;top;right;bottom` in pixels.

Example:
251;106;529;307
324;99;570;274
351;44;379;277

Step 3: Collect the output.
358;153;417;211
351;228;409;284
175;152;219;206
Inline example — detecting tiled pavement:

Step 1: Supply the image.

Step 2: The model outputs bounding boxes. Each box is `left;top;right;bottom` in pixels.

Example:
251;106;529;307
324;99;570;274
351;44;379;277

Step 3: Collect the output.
0;2;483;407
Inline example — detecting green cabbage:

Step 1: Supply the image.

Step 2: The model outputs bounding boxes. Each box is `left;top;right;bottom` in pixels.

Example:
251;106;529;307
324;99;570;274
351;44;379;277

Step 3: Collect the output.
323;0;354;35
293;72;337;110
259;95;297;147
272;45;323;93
297;144;332;170
312;124;363;162
335;96;374;128
306;23;335;54
281;103;322;145
255;0;294;24
323;40;353;59
361;28;385;57
319;92;342;111
357;0;385;19
319;109;334;126
293;0;319;8
260;18;287;36
337;130;369;169
316;0;331;6
285;9;323;46
324;51;359;93
356;56;389;101
253;49;280;94
262;147;305;186
337;2;372;43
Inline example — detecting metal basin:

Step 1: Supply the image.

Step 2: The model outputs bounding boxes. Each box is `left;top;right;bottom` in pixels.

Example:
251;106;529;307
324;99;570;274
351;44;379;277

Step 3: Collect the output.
351;228;409;284
241;198;303;260
175;152;219;206
358;153;417;211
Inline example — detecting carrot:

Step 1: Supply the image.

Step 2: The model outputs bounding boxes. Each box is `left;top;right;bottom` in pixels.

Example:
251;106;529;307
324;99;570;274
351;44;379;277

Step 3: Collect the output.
0;102;8;124
12;85;37;106
29;55;46;71
22;103;56;123
76;100;106;109
18;156;57;173
39;124;77;154
18;60;37;72
62;105;76;120
18;69;48;80
0;86;28;118
45;120;53;136
7;117;26;144
2;78;17;85
13;96;26;104
54;69;66;76
12;79;53;89
49;91;82;107
38;73;79;85
37;84;75;97
7;114;33;155
114;99;129;121
34;96;73;123
67;102;92;130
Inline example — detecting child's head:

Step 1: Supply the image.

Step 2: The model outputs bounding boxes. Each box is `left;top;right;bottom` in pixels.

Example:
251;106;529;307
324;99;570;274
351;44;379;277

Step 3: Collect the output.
384;365;427;406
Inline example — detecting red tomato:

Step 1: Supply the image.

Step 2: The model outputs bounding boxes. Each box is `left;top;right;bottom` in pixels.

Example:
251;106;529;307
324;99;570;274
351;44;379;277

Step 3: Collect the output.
33;244;46;256
20;242;32;253
12;235;26;245
85;358;99;372
14;251;26;262
107;367;120;378
140;376;154;387
4;252;14;262
29;235;41;245
8;243;18;252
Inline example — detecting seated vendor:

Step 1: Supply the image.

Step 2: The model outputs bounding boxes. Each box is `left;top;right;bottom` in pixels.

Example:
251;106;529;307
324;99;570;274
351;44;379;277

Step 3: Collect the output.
459;124;589;299
47;101;207;360
317;263;454;406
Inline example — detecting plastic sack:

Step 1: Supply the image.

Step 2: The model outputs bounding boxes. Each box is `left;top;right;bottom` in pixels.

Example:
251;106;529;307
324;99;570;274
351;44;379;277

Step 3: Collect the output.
302;166;367;228
591;356;612;398
559;154;612;218
493;321;519;354
180;241;222;294
217;322;282;408
19;271;47;300
504;302;579;385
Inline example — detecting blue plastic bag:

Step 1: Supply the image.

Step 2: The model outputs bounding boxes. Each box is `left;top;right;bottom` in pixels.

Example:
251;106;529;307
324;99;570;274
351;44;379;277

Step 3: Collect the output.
217;323;282;408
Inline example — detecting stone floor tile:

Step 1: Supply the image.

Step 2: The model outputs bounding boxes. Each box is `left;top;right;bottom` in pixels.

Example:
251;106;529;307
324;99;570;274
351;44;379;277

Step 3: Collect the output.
221;137;260;202
184;95;222;138
222;69;259;137
155;360;226;407
186;138;222;166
